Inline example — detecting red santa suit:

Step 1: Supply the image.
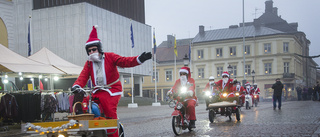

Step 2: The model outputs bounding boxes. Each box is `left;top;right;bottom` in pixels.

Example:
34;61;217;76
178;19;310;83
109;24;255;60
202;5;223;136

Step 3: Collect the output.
171;67;197;121
233;85;245;105
253;87;261;102
215;72;235;97
72;25;147;137
203;82;219;94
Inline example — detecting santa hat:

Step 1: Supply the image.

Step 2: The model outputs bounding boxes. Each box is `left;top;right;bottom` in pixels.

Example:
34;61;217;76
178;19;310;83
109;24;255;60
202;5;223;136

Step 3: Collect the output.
86;25;100;45
179;67;191;78
245;82;250;86
221;71;229;77
85;25;103;55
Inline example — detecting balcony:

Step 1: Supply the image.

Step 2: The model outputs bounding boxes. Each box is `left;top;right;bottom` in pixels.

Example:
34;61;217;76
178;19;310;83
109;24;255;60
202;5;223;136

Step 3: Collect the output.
283;73;295;79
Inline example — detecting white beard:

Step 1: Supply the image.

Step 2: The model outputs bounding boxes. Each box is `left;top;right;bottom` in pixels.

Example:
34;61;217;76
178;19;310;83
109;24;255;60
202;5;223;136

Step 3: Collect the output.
180;76;187;86
223;78;229;84
88;53;101;62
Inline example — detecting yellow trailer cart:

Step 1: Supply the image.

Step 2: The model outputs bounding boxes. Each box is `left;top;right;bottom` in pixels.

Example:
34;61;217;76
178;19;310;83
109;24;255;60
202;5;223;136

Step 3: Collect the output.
21;119;124;137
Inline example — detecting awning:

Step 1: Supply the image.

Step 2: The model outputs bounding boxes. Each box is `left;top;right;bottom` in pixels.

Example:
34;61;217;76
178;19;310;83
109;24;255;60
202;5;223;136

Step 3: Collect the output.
0;44;64;74
28;47;83;75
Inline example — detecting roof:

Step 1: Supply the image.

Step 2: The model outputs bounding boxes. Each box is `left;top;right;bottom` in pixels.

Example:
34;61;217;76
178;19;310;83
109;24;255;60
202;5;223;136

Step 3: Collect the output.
0;44;64;74
258;11;297;33
154;38;192;63
192;25;284;43
28;47;83;75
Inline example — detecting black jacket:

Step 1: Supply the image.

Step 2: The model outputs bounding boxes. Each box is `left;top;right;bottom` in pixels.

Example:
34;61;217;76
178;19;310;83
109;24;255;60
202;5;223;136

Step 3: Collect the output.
272;81;284;96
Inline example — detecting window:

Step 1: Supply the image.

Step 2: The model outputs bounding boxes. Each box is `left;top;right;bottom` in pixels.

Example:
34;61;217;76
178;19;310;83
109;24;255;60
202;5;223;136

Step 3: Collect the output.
216;48;223;57
217;67;223;77
152;70;159;82
124;77;130;84
245;45;250;55
264;43;271;53
283;42;289;53
230;66;237;76
245;65;251;76
198;68;204;79
197;50;203;59
165;70;173;82
264;63;272;74
230;47;236;56
284;62;289;73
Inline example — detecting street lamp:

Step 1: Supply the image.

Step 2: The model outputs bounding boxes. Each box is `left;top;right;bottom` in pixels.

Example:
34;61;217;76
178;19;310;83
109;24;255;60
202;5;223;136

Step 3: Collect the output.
251;70;255;84
183;54;189;66
227;65;232;75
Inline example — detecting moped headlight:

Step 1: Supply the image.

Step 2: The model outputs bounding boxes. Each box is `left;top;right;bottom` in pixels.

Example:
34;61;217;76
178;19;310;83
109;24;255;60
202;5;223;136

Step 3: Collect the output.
222;93;227;97
205;91;211;96
176;102;183;109
180;87;187;93
254;95;257;98
235;92;239;96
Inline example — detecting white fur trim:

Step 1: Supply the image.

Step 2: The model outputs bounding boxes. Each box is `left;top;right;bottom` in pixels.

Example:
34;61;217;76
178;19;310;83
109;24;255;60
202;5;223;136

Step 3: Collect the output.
94;25;98;28
86;40;100;45
179;69;189;74
93;88;123;96
137;55;142;64
222;73;229;77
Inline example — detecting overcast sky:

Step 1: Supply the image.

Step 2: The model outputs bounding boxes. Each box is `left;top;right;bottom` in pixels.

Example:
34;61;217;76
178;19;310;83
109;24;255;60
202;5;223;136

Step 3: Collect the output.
145;0;320;66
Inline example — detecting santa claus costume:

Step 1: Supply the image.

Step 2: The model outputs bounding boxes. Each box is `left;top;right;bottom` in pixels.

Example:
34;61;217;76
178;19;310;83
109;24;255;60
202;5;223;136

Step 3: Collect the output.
72;25;151;137
171;67;197;128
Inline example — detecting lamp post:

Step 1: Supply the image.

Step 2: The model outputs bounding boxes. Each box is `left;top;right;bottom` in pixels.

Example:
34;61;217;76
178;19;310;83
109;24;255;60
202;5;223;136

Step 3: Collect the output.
183;54;189;66
251;70;255;84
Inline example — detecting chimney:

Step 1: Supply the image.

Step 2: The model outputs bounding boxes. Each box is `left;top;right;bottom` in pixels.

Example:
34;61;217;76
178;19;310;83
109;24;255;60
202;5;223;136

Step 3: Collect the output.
272;7;278;15
253;19;261;28
167;35;174;47
265;0;273;13
289;23;298;31
199;25;205;36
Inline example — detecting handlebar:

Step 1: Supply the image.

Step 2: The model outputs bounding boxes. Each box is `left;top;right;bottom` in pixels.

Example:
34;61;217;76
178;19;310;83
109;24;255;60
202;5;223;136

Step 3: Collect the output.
72;85;111;93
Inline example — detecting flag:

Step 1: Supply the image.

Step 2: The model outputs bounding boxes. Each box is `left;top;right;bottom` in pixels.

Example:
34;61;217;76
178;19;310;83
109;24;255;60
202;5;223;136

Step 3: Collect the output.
39;80;44;90
174;36;178;57
130;23;134;48
28;21;31;56
153;29;157;54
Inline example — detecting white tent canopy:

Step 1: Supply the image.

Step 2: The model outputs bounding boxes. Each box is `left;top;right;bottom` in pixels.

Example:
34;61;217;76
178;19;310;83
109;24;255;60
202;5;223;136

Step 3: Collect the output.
28;47;82;75
0;44;64;74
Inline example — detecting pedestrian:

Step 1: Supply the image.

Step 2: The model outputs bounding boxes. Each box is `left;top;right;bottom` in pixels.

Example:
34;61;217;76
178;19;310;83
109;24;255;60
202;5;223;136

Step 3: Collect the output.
71;25;152;137
272;78;284;110
296;85;302;101
316;81;320;101
302;86;308;100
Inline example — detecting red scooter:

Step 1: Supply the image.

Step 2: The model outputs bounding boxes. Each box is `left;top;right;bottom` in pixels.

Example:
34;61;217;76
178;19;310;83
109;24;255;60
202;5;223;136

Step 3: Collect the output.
171;86;194;136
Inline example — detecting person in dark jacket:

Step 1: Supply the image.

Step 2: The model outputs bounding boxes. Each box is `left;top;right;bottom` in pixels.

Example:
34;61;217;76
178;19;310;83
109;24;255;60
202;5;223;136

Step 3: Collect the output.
272;78;284;110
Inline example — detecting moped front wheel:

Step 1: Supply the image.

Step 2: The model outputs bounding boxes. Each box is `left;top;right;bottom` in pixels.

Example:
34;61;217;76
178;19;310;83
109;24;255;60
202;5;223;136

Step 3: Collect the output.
245;101;249;109
172;116;182;136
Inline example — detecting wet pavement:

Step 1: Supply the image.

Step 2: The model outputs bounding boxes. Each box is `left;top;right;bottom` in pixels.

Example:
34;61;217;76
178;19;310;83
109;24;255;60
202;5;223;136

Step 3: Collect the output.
1;100;320;137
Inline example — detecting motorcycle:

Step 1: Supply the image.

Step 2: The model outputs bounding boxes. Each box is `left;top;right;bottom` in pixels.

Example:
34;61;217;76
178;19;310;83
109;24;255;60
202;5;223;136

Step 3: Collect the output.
171;85;194;136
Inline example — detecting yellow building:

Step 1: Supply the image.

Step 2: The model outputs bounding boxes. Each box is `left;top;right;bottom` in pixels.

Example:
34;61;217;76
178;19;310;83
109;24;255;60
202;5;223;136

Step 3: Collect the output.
191;0;318;101
124;0;318;102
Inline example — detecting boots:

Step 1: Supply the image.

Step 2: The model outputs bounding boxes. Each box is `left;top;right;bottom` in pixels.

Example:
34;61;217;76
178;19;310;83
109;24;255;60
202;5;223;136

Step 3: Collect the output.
190;120;196;128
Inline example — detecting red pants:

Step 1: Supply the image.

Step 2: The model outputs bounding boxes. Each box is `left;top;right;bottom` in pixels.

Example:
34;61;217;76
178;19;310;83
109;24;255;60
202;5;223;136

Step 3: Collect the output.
93;91;121;137
185;99;196;120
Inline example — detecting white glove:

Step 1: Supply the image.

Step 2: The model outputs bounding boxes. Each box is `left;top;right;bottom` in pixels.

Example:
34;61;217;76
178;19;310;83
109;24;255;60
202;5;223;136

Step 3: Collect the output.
187;90;193;97
167;91;172;96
